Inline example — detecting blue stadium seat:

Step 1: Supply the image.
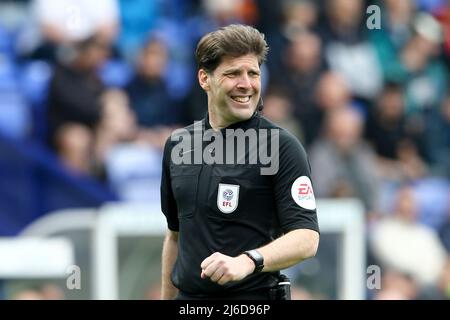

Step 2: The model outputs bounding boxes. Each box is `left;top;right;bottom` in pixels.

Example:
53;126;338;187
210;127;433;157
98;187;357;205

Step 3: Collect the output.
105;144;162;203
18;60;52;142
0;24;14;59
0;56;19;91
98;59;134;88
0;90;30;139
19;60;52;106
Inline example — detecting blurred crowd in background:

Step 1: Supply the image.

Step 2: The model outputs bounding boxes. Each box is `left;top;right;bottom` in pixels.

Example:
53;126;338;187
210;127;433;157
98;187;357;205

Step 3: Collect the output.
0;0;450;299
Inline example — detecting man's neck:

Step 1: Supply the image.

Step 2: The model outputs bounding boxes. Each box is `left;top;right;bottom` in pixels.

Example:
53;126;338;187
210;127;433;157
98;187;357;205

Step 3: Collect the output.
208;109;230;131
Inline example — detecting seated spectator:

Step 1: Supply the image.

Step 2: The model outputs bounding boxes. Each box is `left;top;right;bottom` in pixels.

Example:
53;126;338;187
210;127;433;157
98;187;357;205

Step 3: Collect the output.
374;12;447;164
365;82;428;182
273;30;325;146
53;123;93;174
309;106;381;213
365;83;408;160
370;185;448;287
400;13;447;115
373;269;419;300
262;86;304;143
281;0;318;37
369;0;416;81
96;90;164;203
18;0;119;61
47;34;110;174
307;72;353;146
126;37;182;149
318;0;383;100
94;88;139;176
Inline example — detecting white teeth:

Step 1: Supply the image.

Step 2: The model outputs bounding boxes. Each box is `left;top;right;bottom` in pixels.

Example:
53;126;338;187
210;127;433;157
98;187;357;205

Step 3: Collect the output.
232;96;250;103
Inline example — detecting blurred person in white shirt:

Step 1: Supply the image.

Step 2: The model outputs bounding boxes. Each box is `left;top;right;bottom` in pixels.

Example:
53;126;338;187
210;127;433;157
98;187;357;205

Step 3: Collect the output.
370;186;448;287
18;0;119;60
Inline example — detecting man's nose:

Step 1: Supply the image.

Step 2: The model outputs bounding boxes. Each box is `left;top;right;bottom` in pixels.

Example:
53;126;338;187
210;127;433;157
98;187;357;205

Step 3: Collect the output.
237;73;252;89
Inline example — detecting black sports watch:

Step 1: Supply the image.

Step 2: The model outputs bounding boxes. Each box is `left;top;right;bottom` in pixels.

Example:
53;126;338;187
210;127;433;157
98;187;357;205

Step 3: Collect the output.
244;250;264;274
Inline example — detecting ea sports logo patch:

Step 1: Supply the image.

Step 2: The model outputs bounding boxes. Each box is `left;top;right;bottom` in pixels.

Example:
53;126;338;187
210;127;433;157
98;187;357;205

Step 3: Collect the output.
217;184;239;214
291;176;316;210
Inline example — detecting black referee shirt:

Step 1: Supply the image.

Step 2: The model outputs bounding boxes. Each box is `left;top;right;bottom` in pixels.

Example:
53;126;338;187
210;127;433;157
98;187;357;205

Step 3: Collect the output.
160;112;319;297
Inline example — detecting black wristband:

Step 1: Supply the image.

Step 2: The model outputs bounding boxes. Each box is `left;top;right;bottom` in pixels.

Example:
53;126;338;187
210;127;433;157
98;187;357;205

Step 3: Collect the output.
244;250;264;274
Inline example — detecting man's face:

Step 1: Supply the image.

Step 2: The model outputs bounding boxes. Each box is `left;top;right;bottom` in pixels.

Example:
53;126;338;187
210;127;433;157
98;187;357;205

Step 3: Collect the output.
200;54;261;127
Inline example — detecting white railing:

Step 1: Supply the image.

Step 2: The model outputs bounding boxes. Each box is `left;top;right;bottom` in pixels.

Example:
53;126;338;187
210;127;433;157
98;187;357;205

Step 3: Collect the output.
0;237;74;278
9;198;365;300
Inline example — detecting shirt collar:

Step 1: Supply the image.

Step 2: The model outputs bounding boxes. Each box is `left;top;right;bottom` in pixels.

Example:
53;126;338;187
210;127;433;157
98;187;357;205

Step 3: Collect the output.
204;111;260;133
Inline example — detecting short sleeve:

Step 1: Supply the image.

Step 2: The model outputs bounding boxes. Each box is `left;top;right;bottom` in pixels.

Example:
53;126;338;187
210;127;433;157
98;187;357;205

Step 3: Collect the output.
160;138;179;231
272;131;319;234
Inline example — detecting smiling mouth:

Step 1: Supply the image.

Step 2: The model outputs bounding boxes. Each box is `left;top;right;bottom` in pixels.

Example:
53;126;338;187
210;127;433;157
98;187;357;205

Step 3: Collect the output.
231;95;251;103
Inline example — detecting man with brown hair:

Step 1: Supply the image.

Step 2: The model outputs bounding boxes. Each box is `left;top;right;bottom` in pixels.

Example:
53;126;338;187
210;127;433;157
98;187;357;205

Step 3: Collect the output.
160;24;319;300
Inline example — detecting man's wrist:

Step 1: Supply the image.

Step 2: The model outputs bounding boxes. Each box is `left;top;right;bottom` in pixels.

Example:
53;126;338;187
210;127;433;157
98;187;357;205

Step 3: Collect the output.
240;254;256;275
243;249;264;274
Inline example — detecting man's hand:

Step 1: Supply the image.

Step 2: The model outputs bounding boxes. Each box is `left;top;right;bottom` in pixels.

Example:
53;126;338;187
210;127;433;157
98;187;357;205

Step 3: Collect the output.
200;252;255;285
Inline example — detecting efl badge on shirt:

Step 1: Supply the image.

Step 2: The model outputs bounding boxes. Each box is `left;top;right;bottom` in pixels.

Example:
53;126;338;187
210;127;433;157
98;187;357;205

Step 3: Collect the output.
291;176;316;210
217;183;240;214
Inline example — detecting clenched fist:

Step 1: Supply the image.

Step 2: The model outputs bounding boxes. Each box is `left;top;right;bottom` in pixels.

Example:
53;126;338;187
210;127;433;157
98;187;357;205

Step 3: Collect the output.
200;252;255;285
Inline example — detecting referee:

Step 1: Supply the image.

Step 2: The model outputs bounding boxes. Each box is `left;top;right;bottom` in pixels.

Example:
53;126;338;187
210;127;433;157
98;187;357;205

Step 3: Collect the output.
160;24;319;300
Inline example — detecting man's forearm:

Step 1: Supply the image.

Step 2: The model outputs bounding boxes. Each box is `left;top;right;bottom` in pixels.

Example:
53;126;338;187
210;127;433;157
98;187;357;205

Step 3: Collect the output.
161;230;179;299
256;229;319;272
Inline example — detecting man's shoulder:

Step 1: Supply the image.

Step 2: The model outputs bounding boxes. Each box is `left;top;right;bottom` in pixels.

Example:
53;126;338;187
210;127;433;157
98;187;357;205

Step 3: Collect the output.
180;118;205;132
168;119;205;138
163;119;205;150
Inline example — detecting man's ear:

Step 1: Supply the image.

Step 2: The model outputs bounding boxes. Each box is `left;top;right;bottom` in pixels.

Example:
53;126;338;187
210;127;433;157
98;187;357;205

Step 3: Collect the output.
198;69;210;91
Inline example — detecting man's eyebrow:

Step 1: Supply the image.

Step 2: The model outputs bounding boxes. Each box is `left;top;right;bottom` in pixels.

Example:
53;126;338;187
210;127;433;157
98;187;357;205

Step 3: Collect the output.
222;67;260;74
222;68;240;74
